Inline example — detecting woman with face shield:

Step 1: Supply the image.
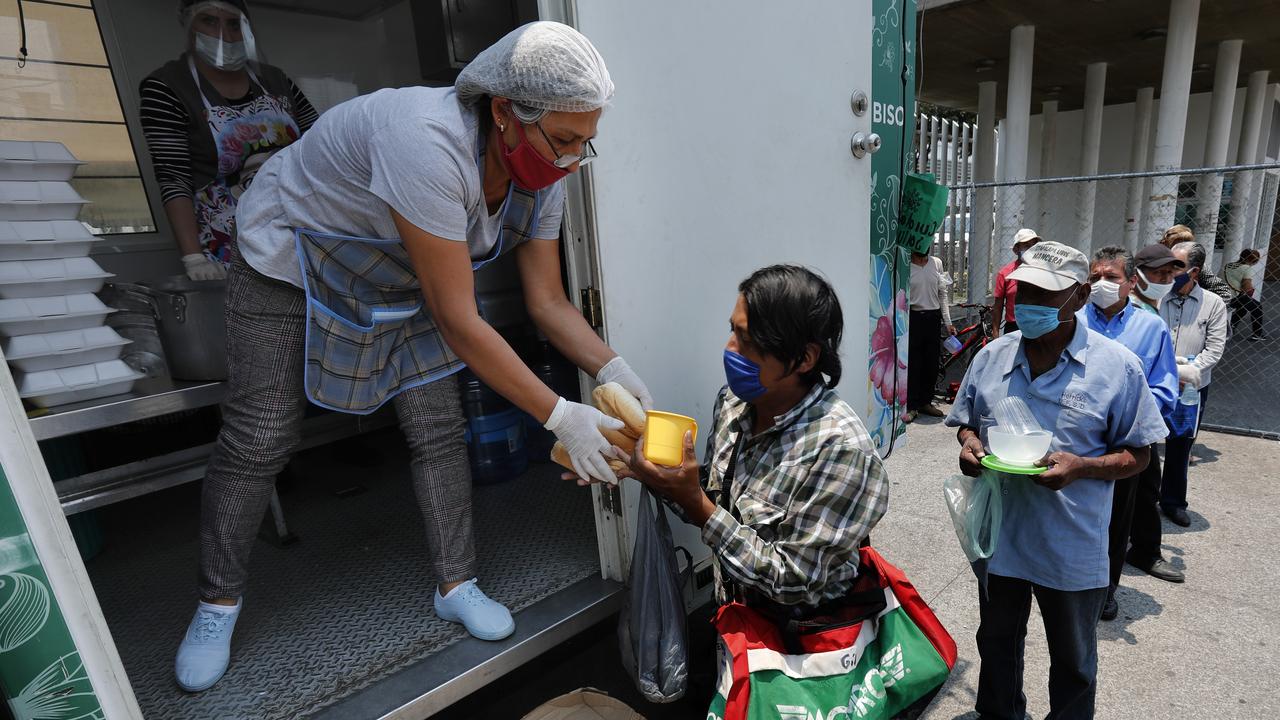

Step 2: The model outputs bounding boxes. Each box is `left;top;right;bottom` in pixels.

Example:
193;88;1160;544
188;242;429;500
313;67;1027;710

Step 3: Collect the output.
139;0;318;280
171;22;650;693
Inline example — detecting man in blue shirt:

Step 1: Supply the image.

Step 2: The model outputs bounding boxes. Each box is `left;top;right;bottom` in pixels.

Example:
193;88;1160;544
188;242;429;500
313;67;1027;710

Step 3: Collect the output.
1081;246;1181;623
947;241;1167;720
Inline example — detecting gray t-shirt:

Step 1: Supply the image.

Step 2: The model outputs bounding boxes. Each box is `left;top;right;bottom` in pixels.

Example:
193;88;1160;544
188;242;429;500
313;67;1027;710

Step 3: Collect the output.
236;86;565;287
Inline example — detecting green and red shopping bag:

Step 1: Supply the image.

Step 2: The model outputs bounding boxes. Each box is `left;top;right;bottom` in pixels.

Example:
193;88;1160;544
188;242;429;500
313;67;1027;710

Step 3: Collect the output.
707;547;956;720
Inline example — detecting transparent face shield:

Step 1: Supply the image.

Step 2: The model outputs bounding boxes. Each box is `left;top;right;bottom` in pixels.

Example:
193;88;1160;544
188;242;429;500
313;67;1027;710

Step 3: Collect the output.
183;2;259;71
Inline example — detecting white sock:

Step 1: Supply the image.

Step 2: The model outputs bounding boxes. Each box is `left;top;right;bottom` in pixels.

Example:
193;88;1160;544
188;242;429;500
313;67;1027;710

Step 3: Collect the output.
198;599;241;614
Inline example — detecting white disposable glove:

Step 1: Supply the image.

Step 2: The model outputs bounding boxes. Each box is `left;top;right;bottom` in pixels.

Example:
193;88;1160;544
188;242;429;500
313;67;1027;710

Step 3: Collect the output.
182;253;227;281
545;397;625;484
595;356;654;411
1176;362;1201;389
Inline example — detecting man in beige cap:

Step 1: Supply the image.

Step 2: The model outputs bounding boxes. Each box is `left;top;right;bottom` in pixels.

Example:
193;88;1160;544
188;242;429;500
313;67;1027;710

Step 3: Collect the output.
991;228;1041;337
947;240;1167;720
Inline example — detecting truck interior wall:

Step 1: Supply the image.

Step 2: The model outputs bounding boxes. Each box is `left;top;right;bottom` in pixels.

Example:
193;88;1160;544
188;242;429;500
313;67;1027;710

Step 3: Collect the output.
90;0;427;281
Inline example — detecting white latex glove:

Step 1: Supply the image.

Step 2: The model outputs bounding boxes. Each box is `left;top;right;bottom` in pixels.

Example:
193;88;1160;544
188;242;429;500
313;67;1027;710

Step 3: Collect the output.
182;253;227;281
595;356;654;411
545;397;625;484
1176;362;1201;389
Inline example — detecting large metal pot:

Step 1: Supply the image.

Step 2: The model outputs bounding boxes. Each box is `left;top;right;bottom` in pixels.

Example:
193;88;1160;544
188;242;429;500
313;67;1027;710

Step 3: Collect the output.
99;282;169;379
148;276;227;381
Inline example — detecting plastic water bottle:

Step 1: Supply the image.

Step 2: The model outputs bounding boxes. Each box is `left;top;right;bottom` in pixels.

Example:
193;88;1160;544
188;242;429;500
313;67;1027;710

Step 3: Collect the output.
1179;355;1199;406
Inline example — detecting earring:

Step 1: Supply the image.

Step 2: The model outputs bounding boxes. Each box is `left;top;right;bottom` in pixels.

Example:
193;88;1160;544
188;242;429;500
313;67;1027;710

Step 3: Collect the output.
497;122;505;132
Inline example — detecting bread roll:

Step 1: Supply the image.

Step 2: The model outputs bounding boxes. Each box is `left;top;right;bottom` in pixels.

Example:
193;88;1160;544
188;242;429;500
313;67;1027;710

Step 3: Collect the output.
551;441;573;471
592;382;646;438
602;426;638;455
551;441;627;476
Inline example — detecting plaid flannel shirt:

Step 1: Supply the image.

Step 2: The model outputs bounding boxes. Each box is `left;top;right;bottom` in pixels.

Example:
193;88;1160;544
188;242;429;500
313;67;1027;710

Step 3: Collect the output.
699;383;889;607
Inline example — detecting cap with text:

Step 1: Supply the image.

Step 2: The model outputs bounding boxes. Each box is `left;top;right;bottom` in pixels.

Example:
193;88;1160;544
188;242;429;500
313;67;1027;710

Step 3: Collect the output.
1006;241;1089;292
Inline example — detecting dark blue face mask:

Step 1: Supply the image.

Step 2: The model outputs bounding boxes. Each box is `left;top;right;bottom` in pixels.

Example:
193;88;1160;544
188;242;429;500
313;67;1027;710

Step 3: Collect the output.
1172;271;1194;292
723;350;767;401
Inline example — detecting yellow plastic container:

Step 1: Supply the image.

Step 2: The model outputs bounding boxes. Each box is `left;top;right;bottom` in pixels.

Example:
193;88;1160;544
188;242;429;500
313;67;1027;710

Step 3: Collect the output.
643;411;698;467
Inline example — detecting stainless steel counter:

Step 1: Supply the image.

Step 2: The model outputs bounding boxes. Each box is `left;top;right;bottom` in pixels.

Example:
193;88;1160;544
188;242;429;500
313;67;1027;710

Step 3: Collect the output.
28;377;226;441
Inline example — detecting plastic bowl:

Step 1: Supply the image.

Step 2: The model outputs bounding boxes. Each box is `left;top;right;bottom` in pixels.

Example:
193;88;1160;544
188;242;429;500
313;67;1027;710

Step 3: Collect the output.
987;429;1052;467
643;411;698;467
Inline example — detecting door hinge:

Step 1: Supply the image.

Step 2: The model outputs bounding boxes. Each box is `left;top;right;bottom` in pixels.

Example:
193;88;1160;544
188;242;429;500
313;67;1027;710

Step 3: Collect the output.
599;482;622;516
580;286;603;328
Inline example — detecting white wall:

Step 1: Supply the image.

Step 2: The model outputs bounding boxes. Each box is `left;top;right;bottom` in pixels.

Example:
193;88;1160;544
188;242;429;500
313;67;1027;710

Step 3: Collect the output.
1017;87;1280;251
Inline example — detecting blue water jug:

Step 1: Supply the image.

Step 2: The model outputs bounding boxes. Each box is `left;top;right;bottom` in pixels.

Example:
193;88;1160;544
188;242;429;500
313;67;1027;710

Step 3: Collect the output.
460;370;527;485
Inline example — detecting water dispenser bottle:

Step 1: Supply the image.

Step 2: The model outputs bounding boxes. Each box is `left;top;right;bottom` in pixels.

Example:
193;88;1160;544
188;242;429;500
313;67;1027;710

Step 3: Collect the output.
1179;355;1199;406
460;369;527;485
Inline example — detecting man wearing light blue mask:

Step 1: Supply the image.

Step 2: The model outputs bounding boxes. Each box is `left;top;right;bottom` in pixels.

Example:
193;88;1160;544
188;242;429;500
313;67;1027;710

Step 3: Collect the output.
946;240;1167;720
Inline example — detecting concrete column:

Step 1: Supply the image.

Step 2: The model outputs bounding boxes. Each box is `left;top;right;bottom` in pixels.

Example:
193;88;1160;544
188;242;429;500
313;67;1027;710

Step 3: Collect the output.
1195;39;1243;256
1145;0;1201;237
971;81;998;303
996;24;1034;267
1037;100;1058;228
1252;170;1278;300
1124;87;1156;251
1246;83;1278;250
1077;62;1107;252
1223;69;1269;266
1256;83;1279;163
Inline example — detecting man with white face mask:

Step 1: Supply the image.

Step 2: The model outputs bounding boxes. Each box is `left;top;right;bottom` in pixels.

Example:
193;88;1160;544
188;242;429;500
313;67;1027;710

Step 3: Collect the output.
1079;246;1181;620
140;0;317;280
1130;243;1184;313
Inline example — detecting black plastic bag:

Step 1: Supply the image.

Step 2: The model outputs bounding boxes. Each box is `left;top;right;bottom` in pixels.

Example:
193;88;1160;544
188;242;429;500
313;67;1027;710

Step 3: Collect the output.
617;486;691;703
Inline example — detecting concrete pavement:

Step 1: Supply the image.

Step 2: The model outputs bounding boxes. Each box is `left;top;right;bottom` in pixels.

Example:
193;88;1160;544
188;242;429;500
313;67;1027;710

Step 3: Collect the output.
881;417;1280;720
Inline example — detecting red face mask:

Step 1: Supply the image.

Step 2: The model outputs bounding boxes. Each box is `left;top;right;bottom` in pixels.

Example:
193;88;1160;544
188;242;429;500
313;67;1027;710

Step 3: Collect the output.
498;120;569;191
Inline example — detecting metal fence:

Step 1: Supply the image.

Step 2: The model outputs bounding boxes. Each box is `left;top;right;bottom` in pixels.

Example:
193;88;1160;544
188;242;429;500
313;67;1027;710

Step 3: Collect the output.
938;163;1280;440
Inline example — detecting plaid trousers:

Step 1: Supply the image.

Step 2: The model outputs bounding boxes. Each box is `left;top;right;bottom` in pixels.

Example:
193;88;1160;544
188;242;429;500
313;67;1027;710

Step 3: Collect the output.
199;255;475;599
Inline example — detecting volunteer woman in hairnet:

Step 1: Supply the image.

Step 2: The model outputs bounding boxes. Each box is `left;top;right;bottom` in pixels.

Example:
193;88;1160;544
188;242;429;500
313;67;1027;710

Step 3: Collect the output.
174;22;651;692
140;0;318;280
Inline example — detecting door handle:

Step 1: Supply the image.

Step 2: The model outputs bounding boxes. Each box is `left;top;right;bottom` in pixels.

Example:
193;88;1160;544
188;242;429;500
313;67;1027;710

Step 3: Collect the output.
850;132;882;159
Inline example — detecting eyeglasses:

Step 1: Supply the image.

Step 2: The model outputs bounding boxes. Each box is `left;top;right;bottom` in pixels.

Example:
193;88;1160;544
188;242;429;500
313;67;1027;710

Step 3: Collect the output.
530;120;597;169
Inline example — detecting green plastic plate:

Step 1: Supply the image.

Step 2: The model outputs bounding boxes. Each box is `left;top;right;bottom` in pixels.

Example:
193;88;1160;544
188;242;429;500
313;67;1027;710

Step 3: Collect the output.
982;455;1048;475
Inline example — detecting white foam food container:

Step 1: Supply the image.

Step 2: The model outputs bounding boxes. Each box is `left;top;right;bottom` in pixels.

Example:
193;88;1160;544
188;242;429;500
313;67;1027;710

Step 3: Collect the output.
0;141;84;182
0;257;112;299
16;359;144;408
3;326;130;373
0;220;98;260
0;181;89;221
0;294;114;337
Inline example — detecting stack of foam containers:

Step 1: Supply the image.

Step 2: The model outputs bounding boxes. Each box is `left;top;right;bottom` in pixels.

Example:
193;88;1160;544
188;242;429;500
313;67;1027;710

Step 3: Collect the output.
0;141;142;408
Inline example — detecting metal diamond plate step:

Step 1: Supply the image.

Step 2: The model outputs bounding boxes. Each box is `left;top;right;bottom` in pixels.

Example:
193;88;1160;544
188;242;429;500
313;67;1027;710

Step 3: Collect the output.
84;442;598;720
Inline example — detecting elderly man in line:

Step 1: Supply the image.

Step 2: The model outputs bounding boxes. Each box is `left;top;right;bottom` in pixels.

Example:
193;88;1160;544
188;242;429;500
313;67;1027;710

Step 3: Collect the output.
948;241;1166;720
1161;224;1233;303
1080;246;1182;622
1129;243;1184;314
1159;242;1229;527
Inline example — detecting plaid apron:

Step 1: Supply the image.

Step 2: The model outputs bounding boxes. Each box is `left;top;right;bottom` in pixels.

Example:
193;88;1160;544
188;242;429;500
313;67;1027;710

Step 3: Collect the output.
293;184;542;414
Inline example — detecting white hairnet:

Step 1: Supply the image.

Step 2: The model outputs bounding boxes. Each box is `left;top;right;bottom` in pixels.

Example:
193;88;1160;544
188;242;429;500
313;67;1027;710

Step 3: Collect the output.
455;21;613;114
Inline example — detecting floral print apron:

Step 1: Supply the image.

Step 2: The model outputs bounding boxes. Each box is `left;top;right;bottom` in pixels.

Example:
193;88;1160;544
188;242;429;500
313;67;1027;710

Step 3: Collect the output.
187;57;301;264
